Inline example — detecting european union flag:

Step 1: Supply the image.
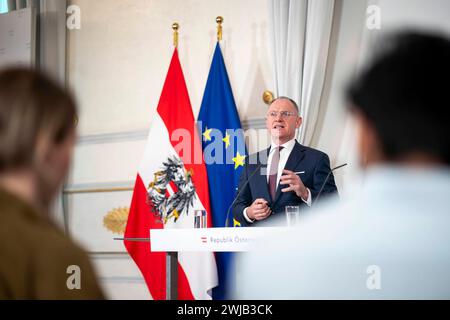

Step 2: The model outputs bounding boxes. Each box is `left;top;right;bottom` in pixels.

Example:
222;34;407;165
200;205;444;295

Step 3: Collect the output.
198;43;246;300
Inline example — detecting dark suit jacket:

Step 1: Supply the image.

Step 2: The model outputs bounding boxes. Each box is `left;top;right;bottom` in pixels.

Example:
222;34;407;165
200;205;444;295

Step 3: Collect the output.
232;141;338;226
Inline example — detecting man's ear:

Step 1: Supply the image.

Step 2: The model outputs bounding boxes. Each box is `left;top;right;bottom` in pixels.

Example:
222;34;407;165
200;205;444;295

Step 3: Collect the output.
354;111;383;167
296;116;302;129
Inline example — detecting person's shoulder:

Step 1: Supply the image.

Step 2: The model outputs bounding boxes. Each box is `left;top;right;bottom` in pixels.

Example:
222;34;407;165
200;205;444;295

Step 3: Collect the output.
24;218;96;272
27;224;104;299
0;203;104;299
0;198;74;261
33;222;86;259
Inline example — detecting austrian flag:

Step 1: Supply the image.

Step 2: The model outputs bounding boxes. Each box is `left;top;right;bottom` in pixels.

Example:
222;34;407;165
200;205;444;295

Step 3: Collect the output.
124;49;218;300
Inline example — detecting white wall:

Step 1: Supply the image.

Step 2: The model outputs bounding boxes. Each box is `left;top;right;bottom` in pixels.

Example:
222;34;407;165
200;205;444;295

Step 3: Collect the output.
377;0;450;34
67;0;273;136
311;0;368;199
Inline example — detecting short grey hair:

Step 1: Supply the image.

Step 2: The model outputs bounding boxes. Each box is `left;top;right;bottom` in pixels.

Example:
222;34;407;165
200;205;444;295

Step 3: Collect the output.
269;96;300;114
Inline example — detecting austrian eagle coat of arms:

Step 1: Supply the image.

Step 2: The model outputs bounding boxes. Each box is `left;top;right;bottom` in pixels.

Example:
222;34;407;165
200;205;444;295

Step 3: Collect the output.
147;156;196;224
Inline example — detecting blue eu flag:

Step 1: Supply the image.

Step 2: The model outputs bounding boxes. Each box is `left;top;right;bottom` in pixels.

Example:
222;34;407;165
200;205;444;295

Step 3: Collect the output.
198;42;246;300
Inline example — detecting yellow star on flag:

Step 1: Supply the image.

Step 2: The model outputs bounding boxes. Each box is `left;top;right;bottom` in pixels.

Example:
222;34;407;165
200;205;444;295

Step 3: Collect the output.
222;133;230;149
203;127;212;141
232;151;246;170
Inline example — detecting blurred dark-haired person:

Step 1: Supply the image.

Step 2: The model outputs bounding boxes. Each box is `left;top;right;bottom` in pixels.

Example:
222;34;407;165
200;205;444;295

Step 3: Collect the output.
235;31;450;299
0;68;104;299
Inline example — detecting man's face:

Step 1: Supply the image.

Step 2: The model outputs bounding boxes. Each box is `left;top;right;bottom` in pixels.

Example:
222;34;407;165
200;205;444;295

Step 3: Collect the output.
266;98;302;145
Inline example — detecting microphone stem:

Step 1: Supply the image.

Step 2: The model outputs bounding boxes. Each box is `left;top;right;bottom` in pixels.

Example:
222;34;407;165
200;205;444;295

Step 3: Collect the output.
313;163;347;206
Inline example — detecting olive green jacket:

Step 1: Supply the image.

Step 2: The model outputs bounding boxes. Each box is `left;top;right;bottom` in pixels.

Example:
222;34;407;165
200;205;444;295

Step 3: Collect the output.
0;189;105;299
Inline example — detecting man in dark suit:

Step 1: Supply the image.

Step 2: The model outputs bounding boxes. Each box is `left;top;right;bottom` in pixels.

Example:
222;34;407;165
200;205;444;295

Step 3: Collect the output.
232;96;338;226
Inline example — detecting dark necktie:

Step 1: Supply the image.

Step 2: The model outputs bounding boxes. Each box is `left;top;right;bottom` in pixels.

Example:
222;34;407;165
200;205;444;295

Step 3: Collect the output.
268;146;284;200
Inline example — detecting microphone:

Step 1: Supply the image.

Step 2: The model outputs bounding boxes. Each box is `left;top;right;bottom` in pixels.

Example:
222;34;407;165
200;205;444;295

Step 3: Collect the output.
312;163;347;205
224;162;264;227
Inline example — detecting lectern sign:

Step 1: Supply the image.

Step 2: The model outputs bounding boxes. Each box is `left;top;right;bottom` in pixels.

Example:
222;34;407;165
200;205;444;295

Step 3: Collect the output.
151;227;284;252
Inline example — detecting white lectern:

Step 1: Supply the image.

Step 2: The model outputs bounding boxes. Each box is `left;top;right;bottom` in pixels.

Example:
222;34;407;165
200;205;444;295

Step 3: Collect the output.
151;227;284;300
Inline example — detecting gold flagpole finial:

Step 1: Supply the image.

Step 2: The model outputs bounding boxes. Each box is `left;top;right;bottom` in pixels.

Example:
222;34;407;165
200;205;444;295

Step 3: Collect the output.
216;16;223;41
172;22;179;47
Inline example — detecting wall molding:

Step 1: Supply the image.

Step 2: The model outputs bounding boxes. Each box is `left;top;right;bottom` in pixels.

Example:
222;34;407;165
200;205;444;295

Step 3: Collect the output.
90;252;130;258
90;254;145;284
64;180;134;194
77;118;267;146
98;277;145;284
77;129;149;145
242;118;266;130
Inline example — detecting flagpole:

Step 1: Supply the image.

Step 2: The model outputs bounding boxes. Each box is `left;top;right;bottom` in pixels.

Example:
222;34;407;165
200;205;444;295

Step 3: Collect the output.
164;22;180;300
216;16;223;41
113;237;150;242
172;22;179;47
123;23;182;300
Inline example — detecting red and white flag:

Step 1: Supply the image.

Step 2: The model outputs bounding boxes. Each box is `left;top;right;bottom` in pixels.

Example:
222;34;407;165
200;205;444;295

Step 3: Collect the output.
124;49;218;300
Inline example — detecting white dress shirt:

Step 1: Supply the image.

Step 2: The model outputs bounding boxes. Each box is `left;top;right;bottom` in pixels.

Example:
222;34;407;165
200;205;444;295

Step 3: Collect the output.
243;138;311;223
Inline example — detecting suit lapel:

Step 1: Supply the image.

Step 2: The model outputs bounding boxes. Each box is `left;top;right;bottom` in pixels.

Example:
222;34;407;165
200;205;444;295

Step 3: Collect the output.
273;141;306;204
